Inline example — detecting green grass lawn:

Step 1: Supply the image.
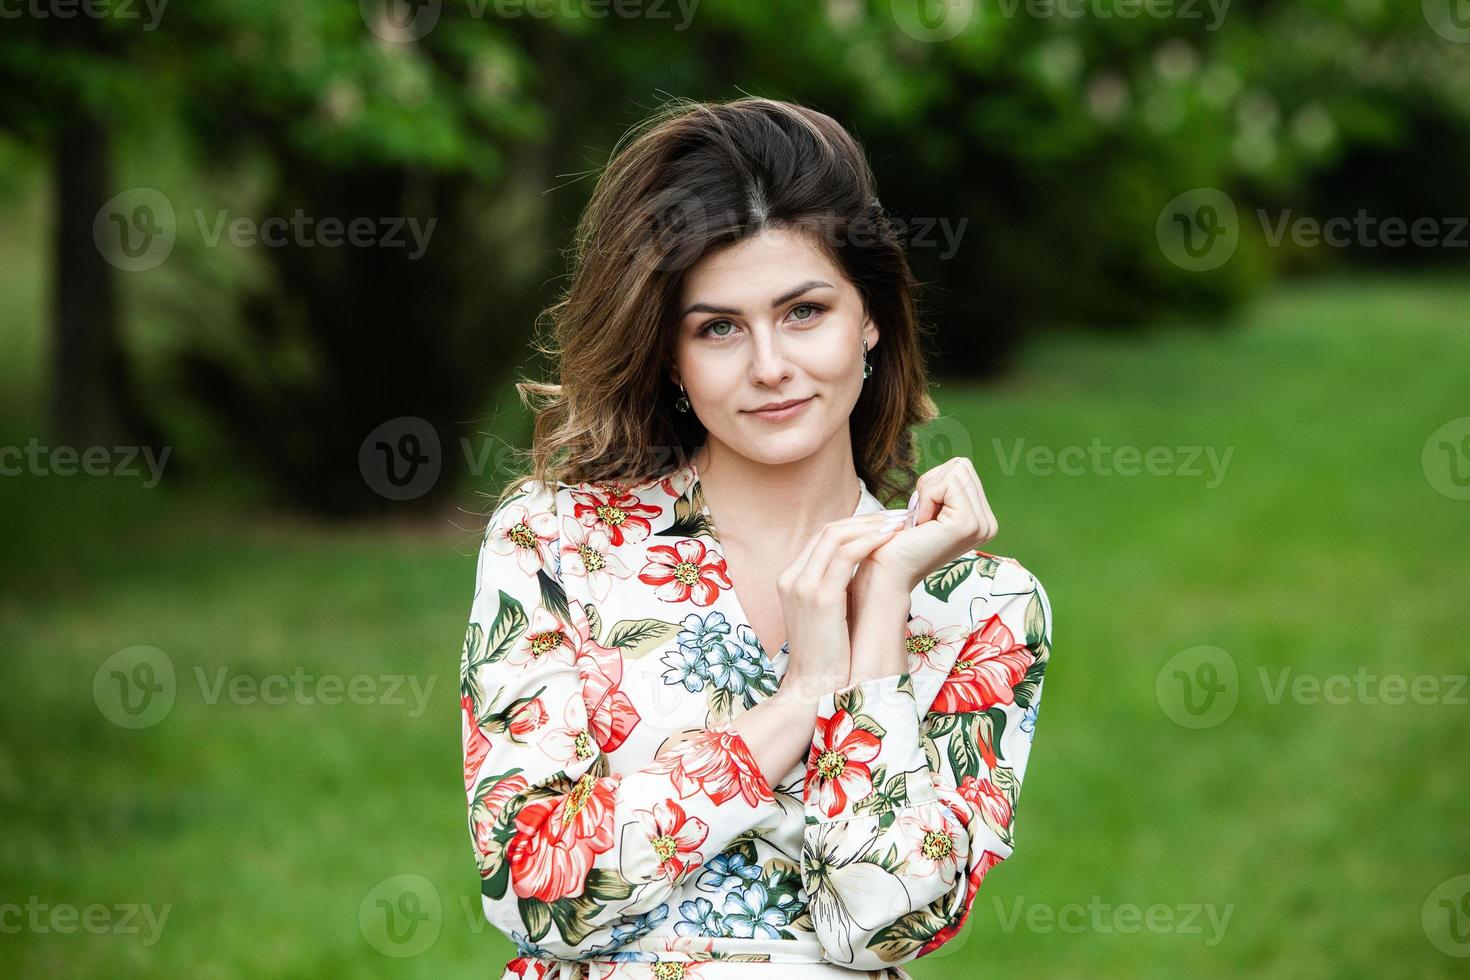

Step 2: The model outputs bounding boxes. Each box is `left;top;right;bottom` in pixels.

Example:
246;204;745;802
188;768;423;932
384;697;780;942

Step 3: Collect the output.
2;272;1468;978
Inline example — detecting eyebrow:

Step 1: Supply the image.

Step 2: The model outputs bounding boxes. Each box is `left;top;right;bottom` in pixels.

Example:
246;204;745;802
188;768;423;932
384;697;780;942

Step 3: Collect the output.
680;279;834;319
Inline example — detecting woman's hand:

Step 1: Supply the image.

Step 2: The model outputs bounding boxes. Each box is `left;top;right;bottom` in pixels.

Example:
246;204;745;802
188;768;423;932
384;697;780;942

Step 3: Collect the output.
774;511;907;700
855;457;999;597
845;458;999;685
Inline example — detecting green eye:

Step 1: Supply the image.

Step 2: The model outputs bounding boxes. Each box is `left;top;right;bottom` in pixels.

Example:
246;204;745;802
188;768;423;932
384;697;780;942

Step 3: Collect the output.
790;303;823;321
701;320;733;338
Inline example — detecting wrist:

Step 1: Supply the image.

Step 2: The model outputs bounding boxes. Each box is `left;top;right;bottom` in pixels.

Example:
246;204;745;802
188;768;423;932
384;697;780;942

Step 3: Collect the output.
851;564;916;606
775;669;849;707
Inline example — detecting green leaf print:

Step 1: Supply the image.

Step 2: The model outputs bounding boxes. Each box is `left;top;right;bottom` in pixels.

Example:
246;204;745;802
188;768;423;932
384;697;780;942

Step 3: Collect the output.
922;552;1001;601
604;618;682;659
485;590;529;665
662;487;716;539
867;904;949;963
518;896;552;942
1024;588;1046;649
1013;656;1047;711
537;567;569;625
584;869;635;902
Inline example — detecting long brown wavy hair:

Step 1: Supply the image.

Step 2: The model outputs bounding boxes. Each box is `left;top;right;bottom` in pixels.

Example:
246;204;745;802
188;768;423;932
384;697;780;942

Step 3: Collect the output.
485;95;939;516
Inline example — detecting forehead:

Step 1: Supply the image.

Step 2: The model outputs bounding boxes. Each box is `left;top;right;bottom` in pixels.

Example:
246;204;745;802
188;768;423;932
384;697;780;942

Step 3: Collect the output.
679;226;843;303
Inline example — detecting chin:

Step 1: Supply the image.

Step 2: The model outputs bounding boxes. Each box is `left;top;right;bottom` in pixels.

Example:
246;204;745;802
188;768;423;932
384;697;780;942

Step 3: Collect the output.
724;421;830;466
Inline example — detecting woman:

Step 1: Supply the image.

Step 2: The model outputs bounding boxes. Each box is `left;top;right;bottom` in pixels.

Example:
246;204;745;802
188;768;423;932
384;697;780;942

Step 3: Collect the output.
460;96;1053;980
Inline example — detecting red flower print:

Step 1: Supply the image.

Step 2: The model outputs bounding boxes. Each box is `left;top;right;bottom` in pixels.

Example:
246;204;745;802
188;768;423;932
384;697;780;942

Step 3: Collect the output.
638;539;733;607
472;772;529;875
634;799;709;880
487;500;559;578
559;515;634;603
506;955;550;980
916;849;1004;957
542;702;598;766
931;614;1035;714
570;486;662;548
564;599;642;752
463;695;490;793
509;698;549;738
896;808;966;879
507;773;618;902
648;725;774;807
505;605;576;671
957;775;1013;833
804;710;881;818
903;614;967;674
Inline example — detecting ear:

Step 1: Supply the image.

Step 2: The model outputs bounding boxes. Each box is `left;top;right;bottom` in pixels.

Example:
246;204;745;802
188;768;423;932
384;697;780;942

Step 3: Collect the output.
861;315;880;352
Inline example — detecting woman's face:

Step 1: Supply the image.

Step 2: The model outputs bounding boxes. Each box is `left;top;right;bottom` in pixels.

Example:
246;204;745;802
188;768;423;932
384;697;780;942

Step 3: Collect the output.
671;225;879;466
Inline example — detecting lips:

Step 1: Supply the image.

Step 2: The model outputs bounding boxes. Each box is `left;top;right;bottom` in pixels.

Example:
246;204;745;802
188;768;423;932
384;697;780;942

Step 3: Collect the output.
747;397;811;413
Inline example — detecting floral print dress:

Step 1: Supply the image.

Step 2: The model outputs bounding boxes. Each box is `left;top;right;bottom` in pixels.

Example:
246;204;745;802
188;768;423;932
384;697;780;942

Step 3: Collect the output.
460;452;1054;980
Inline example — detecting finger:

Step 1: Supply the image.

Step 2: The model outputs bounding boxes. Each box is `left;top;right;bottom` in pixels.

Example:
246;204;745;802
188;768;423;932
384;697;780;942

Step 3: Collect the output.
954;463;985;532
957;458;998;540
912;469;950;526
793;519;900;599
786;513;898;582
817;525;902;594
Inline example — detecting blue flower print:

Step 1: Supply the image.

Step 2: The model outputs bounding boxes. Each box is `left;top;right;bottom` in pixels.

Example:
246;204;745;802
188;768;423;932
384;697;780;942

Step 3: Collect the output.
1020;698;1039;734
722;881;795;940
511;930;552;959
706;643;763;698
586;905;669;961
661;644;707;692
696;851;762;893
674;896;726;937
661;611;733;692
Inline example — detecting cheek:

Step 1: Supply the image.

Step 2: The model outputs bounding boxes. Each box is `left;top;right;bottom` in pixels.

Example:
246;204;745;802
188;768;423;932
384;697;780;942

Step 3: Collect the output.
681;351;740;401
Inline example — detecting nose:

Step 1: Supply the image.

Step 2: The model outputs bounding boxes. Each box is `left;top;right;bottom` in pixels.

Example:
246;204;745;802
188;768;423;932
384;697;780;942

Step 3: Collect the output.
748;323;793;387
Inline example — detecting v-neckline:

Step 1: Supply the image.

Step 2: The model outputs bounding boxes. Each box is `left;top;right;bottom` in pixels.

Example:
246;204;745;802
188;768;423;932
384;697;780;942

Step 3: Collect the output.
681;447;876;659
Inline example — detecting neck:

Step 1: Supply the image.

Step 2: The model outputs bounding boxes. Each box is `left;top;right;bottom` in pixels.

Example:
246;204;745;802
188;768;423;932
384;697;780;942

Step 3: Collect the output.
692;436;862;547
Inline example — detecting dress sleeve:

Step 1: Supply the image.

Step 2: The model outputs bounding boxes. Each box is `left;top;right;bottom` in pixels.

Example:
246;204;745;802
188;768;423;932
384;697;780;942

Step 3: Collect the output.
798;559;1052;969
462;479;784;959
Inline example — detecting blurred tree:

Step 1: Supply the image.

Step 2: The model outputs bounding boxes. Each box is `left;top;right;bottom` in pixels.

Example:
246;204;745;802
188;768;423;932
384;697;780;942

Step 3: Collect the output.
0;11;168;457
6;0;1467;513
